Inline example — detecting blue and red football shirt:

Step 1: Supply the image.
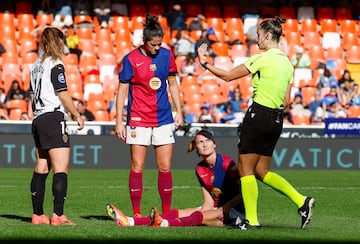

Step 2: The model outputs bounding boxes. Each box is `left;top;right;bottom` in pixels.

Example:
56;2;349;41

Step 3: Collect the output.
119;47;177;127
195;153;243;212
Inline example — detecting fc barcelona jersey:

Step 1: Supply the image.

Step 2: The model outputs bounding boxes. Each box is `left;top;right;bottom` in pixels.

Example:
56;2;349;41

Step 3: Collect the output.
119;47;177;127
195;153;242;211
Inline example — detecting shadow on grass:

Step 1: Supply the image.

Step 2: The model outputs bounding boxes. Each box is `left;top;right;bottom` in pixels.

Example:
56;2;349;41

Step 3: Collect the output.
0;214;30;223
81;215;109;221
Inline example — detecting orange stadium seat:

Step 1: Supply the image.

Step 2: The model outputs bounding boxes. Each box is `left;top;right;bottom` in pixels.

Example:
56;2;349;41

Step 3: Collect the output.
62;53;79;66
300;86;317;106
211;42;229;56
35;13;53;26
111;16;129;33
21;52;38;66
9;108;25;120
231;43;247;58
7;99;28;111
279;6;297;19
348;105;360;118
207;18;224;32
97;41;114;56
17;13;35;37
285;31;301;47
0;12;15;30
228;29;246;45
341;32;359;51
95;28;112;44
346;45;360;63
335;7;352;21
0;108;8;119
77;27;93;40
308;45;325;64
300;19;318;34
200;83;220;96
93;110;110;121
180;75;198;86
317;7;334;21
292;114;311;125
261;6;278;18
204;5;222;18
319;19;338;35
213;56;233;71
79;52;97;75
180;83;201;97
222;5;240;18
326;46;344;60
225;17;243;33
148;5;165;15
115;40;132;58
129;4;147;17
87;101;108;117
205;93;227;105
303;32;321;50
131;16;145;31
19;37;37;57
1;39;18;55
339;19;357;35
185;4;203;17
2;52;19;65
78;39;96;54
16;0;32;14
282;18;299;35
115;28;131;44
1;25;16;42
74;15;92;25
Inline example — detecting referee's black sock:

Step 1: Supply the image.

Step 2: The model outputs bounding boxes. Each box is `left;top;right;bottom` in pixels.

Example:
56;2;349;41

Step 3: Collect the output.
52;172;67;216
30;172;49;215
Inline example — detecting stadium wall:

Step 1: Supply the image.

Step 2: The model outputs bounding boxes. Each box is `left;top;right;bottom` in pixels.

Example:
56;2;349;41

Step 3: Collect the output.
0;132;359;170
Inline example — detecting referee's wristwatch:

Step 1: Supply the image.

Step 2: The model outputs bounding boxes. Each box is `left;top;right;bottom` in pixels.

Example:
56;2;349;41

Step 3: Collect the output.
201;61;209;70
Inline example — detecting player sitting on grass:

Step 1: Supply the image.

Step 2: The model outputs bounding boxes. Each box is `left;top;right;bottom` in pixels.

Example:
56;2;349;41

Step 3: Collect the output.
106;129;246;227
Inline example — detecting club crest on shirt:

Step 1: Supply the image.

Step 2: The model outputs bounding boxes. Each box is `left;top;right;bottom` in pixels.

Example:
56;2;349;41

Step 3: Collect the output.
62;134;68;143
58;73;65;83
130;127;137;138
149;77;161;90
149;64;156;71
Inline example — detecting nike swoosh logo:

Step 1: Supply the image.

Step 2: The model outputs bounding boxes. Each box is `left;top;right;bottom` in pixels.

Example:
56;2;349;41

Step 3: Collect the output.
130;188;141;192
136;62;144;67
200;174;208;178
163;188;172;192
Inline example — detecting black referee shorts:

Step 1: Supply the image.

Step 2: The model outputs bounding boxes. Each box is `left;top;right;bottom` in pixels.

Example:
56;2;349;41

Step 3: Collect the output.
32;111;70;150
238;102;283;156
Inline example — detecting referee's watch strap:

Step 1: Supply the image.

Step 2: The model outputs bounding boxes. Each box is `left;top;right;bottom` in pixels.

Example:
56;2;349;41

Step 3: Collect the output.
201;61;209;69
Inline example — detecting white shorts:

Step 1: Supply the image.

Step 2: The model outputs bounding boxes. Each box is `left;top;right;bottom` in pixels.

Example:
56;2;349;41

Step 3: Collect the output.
125;124;175;146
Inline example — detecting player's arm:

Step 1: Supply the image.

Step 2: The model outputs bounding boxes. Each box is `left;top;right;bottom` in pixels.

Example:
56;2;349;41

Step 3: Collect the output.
57;91;84;130
168;75;183;128
200;187;216;211
115;82;129;140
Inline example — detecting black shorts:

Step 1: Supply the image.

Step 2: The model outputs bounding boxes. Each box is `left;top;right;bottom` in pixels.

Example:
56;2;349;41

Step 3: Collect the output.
238;102;283;156
32;111;70;150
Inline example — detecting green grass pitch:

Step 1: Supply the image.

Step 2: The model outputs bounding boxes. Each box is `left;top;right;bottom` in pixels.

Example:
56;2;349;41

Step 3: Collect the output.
0;168;359;243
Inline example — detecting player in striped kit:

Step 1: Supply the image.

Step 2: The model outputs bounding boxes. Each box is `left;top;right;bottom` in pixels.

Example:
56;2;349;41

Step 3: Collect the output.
114;13;183;217
29;27;84;226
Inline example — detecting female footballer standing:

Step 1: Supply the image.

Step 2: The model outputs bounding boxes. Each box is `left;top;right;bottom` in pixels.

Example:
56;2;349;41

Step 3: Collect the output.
197;16;315;230
115;13;183;217
29;27;84;225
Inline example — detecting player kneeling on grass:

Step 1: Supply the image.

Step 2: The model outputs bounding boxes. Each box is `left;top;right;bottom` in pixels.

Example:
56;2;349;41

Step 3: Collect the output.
106;129;246;227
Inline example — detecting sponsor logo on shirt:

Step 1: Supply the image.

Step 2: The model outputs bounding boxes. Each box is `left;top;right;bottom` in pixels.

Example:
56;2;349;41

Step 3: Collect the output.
58;73;65;83
149;77;161;90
